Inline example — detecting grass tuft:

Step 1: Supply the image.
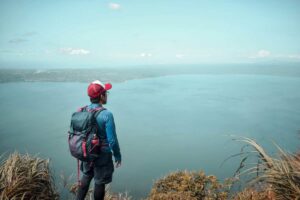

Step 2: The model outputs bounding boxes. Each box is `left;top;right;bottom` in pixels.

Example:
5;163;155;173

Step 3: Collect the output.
0;152;59;200
235;137;300;200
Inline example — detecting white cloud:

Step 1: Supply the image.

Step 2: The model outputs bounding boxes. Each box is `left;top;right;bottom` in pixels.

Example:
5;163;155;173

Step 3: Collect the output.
257;50;271;58
140;53;152;57
109;3;121;10
60;48;90;55
248;49;271;59
175;54;185;59
288;54;300;59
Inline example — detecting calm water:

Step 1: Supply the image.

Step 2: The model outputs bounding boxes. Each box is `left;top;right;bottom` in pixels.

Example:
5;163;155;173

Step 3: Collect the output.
0;74;300;199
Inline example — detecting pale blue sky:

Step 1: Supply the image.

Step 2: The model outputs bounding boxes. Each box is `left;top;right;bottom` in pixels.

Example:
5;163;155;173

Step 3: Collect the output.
0;0;300;68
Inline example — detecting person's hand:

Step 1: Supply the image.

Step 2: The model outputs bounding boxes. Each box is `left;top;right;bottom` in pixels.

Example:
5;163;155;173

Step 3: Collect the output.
115;161;121;168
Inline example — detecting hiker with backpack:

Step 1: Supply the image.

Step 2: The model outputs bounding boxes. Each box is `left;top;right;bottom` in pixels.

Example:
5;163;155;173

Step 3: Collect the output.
68;80;122;200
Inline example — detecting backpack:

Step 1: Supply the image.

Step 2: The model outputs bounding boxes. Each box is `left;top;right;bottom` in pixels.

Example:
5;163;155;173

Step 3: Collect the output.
68;106;105;162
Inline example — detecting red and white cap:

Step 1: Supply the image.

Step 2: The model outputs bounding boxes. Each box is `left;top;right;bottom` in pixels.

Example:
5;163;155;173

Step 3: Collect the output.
87;80;112;98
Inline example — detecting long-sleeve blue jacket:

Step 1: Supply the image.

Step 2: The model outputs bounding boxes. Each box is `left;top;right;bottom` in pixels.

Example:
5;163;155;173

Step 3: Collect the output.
87;103;121;162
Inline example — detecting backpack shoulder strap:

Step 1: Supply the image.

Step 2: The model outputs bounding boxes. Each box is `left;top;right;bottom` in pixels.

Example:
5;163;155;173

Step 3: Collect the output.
77;105;88;112
93;107;106;119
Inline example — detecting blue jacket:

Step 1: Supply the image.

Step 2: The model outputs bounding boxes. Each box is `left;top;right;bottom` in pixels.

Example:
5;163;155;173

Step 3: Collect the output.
87;103;121;162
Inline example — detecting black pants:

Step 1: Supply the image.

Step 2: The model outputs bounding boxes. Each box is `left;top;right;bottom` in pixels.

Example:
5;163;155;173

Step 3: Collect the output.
76;175;105;200
76;153;114;200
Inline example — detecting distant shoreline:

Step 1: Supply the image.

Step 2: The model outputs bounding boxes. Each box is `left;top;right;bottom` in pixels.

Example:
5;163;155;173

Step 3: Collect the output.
0;64;300;83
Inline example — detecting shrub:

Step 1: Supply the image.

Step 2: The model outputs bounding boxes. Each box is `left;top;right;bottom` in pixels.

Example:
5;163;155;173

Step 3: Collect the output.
148;170;232;200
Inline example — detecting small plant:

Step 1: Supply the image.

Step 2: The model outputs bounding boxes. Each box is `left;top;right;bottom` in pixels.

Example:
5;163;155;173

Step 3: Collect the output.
148;170;233;200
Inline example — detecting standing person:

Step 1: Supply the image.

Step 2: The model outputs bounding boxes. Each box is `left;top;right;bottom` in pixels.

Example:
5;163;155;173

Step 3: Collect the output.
76;80;122;200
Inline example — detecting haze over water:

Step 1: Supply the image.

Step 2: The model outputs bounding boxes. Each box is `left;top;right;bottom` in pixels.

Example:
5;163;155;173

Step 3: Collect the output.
0;72;299;199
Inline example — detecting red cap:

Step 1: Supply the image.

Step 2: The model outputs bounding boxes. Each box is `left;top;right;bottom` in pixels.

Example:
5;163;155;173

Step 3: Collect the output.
87;80;112;98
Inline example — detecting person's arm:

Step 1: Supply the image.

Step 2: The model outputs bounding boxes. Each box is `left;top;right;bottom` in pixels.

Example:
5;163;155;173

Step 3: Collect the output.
104;111;122;163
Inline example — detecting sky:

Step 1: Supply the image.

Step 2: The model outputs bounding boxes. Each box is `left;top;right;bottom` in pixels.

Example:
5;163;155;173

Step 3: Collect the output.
0;0;300;68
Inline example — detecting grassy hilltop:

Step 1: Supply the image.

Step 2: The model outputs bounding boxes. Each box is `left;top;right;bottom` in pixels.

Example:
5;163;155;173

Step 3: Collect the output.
1;137;299;200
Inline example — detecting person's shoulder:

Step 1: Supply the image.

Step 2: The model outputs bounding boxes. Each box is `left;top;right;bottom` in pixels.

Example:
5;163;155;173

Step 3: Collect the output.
98;108;114;119
101;108;113;116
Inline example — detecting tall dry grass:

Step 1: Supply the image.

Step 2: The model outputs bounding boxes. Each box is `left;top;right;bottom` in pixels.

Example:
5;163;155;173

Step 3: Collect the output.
0;152;59;200
234;137;300;200
0;151;131;200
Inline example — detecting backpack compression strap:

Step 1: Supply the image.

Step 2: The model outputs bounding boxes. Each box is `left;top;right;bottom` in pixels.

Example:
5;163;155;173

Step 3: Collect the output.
77;159;81;186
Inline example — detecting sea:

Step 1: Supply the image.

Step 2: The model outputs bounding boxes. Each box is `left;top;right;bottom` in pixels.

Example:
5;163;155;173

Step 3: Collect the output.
0;74;300;199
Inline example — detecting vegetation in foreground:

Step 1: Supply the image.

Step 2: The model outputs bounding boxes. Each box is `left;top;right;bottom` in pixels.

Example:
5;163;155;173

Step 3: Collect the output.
0;137;299;199
0;152;59;200
148;170;232;200
233;137;300;200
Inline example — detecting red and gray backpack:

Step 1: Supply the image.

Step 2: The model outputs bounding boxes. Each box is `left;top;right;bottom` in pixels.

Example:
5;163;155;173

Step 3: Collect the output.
68;106;105;162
